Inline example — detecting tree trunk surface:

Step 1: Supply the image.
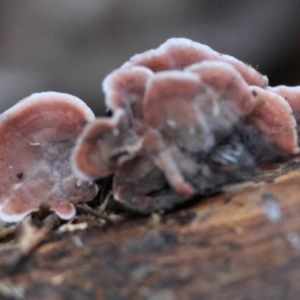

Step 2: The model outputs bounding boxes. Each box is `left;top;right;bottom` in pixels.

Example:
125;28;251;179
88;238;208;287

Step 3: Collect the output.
1;171;300;300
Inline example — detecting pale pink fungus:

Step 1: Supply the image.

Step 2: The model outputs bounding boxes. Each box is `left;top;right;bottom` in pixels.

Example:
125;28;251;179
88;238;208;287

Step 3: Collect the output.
0;92;97;222
122;38;268;87
143;71;207;152
269;86;300;124
139;65;254;197
248;87;299;155
103;66;153;122
72;37;299;213
187;61;254;116
72;109;142;181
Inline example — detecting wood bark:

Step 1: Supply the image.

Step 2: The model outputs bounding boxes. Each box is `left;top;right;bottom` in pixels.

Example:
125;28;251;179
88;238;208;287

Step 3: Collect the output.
1;171;300;299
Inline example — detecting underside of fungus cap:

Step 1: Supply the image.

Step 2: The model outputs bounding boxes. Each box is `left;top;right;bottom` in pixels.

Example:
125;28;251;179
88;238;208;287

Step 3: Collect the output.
247;87;299;155
113;154;189;213
71;109;142;181
0;92;97;222
121;37;268;88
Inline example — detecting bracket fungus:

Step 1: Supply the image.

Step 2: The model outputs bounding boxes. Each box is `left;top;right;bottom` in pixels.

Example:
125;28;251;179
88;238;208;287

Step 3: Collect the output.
0;92;97;222
72;38;300;213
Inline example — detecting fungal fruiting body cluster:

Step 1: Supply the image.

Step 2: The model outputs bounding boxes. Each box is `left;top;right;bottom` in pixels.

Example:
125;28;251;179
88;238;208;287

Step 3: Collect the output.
0;92;97;222
72;38;300;213
2;38;300;222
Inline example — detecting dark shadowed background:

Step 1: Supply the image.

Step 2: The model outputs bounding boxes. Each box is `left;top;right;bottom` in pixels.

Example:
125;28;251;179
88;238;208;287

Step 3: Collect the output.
1;0;300;115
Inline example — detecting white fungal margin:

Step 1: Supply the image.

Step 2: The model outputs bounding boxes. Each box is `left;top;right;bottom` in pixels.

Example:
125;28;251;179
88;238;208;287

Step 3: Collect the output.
51;204;76;220
0;206;37;223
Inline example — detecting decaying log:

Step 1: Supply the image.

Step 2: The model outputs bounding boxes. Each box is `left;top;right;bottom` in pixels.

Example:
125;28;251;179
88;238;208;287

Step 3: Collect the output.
1;171;300;299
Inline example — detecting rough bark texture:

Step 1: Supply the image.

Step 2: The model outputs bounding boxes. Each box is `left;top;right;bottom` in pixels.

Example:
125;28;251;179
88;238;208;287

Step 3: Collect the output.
1;171;300;299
